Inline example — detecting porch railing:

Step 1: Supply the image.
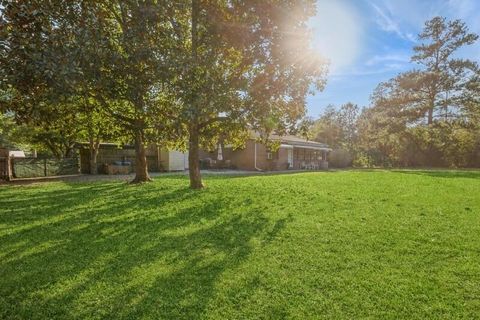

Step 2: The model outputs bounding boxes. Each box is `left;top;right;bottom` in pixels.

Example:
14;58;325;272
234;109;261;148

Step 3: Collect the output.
293;160;328;170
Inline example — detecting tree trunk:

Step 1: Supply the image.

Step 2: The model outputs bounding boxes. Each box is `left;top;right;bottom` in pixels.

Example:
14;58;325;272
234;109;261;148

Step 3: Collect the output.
188;0;202;189
188;126;203;189
131;129;151;183
89;137;99;175
427;107;434;125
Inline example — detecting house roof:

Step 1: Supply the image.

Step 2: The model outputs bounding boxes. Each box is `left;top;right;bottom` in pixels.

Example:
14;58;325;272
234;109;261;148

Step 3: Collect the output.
9;150;26;158
251;132;330;150
75;142;135;150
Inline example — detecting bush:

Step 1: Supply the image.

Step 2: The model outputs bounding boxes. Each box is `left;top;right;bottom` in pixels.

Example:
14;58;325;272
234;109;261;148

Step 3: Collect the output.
352;152;372;168
329;149;353;168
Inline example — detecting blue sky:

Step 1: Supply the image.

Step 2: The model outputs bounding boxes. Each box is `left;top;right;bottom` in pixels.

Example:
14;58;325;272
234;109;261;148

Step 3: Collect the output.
306;0;480;117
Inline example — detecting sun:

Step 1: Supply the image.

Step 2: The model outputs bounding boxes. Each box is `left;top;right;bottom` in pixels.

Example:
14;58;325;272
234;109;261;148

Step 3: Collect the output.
311;0;364;73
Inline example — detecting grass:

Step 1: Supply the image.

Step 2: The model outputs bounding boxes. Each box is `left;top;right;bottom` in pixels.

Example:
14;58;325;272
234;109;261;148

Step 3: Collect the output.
1;170;479;319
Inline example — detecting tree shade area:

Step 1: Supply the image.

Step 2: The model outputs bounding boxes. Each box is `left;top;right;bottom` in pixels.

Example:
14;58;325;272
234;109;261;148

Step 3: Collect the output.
0;1;327;187
1;171;479;319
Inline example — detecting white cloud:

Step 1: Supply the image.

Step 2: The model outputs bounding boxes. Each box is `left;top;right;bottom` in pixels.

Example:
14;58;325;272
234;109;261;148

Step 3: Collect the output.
369;1;417;42
368;0;480;61
311;0;364;73
365;53;410;66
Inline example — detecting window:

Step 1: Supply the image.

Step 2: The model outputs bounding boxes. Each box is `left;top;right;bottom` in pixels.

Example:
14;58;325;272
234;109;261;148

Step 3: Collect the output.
267;151;279;160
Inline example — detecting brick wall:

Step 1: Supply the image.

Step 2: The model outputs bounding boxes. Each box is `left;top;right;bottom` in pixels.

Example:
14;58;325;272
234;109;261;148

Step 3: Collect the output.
202;140;290;171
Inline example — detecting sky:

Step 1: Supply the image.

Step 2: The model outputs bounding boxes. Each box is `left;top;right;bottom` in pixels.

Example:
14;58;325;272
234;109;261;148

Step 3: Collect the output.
306;0;480;117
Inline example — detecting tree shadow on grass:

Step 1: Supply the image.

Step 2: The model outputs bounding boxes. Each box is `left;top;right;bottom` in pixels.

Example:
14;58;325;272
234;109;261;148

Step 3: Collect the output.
0;181;287;319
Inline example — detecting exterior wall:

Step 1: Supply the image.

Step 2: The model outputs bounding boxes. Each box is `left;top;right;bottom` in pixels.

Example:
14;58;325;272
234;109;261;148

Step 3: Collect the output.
184;151;189;169
228;140;256;170
159;148;188;171
167;150;188;171
251;142;289;171
203;140;289;171
159;149;169;171
199;139;330;171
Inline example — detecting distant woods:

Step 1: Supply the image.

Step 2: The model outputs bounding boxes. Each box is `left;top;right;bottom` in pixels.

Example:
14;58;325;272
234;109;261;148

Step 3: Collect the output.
309;17;480;168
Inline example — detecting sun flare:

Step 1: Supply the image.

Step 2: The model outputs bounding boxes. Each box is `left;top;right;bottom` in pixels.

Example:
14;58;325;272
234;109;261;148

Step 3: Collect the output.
311;0;363;73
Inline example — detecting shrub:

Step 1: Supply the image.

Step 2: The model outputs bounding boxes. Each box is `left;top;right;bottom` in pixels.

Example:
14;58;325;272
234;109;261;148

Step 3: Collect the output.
329;149;353;168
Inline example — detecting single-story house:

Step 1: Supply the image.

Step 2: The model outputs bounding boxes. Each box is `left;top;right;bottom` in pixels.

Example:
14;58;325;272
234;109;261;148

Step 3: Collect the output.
78;143;188;174
200;133;331;171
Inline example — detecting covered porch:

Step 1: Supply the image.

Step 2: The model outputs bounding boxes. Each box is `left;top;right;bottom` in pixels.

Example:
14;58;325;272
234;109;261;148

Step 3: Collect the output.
281;144;330;170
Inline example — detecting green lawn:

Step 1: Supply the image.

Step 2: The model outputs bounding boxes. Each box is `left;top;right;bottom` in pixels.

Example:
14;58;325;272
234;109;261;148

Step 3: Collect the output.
1;170;479;319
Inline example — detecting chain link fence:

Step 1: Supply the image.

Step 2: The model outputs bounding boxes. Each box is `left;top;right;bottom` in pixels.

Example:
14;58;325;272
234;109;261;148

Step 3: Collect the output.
11;158;79;178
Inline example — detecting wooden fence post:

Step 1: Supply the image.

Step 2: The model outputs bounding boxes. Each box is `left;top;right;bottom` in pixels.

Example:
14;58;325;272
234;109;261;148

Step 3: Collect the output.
8;156;13;180
44;158;47;177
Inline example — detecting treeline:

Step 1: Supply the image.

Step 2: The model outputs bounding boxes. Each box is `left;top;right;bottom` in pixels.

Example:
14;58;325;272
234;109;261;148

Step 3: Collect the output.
310;17;480;168
0;1;328;187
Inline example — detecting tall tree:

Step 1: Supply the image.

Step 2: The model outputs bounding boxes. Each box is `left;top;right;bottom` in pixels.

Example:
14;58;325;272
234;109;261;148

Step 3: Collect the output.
75;1;180;182
171;0;328;189
359;17;480;167
412;16;478;124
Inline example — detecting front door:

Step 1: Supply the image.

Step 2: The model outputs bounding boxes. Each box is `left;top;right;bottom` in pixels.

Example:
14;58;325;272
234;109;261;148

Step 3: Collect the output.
287;149;293;169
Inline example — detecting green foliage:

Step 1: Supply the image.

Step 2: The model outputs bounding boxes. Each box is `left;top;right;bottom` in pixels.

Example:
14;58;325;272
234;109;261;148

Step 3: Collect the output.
0;1;126;158
356;16;480;168
1;171;480;318
1;1;328;184
328;149;353;168
0;113;30;150
311;103;360;149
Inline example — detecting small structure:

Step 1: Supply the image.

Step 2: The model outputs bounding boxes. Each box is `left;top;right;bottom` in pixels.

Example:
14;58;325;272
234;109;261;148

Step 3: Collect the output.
0;148;12;181
200;133;331;171
78;143;188;174
8;150;26;158
158;149;189;171
0;148;27;181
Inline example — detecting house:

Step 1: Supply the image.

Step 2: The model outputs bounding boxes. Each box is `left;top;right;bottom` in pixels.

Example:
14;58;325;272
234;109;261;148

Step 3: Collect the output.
200;133;331;171
78;143;188;174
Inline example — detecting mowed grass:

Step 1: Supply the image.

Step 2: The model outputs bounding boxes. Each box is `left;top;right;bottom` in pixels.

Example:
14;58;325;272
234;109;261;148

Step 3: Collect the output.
1;170;479;319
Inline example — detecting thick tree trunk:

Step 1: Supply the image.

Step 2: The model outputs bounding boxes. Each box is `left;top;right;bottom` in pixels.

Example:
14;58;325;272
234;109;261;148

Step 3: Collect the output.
88;138;99;175
188;126;203;189
131;129;151;183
